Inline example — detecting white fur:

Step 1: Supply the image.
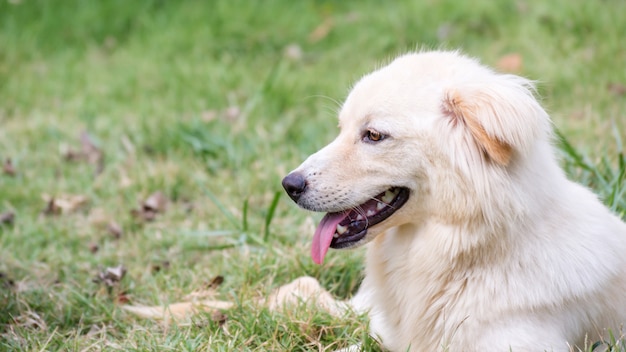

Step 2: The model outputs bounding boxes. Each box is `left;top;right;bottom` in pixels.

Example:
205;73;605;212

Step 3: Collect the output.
288;51;626;351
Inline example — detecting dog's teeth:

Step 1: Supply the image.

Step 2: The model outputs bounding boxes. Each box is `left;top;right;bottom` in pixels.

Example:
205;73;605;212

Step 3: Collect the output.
333;233;339;238
367;210;375;217
376;202;386;211
382;190;395;203
356;214;364;221
336;224;347;235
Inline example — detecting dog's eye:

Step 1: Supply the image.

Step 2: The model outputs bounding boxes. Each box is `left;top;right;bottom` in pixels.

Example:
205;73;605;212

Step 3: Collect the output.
364;129;385;143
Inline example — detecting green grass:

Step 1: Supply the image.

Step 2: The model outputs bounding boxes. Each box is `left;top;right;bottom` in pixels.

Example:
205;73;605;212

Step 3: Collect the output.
0;0;625;350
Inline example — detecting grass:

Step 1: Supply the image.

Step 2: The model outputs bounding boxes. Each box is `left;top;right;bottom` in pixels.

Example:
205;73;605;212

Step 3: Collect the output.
0;0;625;350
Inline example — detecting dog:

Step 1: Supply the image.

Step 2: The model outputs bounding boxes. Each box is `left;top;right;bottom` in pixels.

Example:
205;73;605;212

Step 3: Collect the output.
281;50;626;351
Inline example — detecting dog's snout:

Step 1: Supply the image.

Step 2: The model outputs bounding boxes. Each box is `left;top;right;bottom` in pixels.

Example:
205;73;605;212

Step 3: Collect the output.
282;172;307;202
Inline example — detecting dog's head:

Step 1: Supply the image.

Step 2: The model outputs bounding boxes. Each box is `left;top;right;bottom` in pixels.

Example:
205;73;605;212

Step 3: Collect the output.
283;51;550;264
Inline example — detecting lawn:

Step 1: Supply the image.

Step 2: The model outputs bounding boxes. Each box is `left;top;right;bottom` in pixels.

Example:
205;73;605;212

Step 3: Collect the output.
0;0;625;350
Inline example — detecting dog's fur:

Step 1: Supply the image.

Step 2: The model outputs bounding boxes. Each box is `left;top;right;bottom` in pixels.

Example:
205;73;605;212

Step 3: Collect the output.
125;51;626;351
283;51;626;351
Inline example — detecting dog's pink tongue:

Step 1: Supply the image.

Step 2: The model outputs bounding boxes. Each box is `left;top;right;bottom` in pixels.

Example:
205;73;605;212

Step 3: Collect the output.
312;212;345;264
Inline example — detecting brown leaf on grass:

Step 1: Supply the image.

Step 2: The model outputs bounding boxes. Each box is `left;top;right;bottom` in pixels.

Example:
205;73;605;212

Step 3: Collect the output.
3;158;16;176
42;194;89;215
132;191;168;222
308;18;334;43
89;243;99;254
496;53;523;73
131;208;157;222
607;83;626;96
0;272;15;288
93;265;127;287
207;275;224;289
0;211;15;225
144;191;167;213
62;131;105;176
108;221;123;239
12;311;47;330
116;291;131;304
151;260;170;274
42;197;61;216
211;310;228;326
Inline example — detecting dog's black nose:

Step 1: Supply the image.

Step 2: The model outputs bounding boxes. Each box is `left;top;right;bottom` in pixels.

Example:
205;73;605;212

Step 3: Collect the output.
282;172;307;202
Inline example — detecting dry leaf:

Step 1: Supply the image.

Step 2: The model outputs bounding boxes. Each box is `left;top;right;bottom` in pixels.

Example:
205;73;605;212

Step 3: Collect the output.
89;243;99;254
308;18;334;43
94;265;127;287
131;208;157;222
207;275;224;289
3;158;16;176
116;291;131;304
607;83;626;96
211;310;228;326
143;191;167;213
62;131;105;176
12;311;47;330
496;53;523;73
42;197;61;216
108;221;123;239
0;272;15;288
42;194;89;214
132;191;168;222
0;211;15;225
151;260;170;274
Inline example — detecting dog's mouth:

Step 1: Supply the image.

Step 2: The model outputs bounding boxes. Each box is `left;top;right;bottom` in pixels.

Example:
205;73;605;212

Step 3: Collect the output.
311;187;410;264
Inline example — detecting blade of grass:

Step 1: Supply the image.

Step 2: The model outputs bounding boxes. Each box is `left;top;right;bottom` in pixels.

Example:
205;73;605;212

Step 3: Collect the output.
263;191;282;242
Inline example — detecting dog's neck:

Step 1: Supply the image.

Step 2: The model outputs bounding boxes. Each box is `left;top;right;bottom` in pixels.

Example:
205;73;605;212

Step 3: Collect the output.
362;146;574;349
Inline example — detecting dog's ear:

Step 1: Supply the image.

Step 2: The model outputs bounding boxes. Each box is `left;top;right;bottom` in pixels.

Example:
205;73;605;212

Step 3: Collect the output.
441;75;548;166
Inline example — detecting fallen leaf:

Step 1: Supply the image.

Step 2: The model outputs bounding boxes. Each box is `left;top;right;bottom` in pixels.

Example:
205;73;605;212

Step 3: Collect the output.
132;191;168;222
211;310;228;326
3;158;16;176
151;260;170;274
607;83;626;96
207;275;224;289
0;272;15;288
42;194;89;214
12;311;47;330
116;291;131;304
496;53;523;73
89;243;99;253
0;211;15;225
62;131;105;176
308;18;334;43
42;197;61;216
131;208;157;222
62;147;84;162
143;191;167;213
93;265;127;287
108;221;123;239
